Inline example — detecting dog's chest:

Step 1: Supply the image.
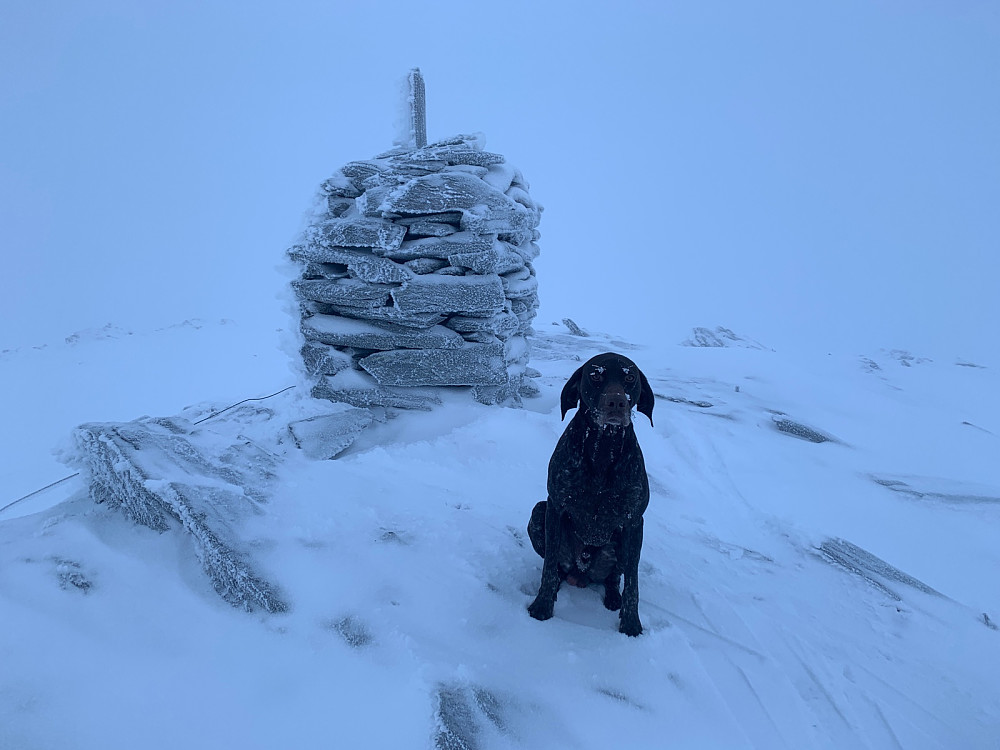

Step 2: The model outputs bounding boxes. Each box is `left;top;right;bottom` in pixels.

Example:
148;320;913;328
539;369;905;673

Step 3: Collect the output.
548;422;646;546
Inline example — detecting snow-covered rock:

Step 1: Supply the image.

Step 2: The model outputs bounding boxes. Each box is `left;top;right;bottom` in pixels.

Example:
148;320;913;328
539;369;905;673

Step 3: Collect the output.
72;418;286;613
682;326;771;350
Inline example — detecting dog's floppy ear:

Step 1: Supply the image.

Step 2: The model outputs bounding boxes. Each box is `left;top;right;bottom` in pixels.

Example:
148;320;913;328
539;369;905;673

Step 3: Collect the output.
560;365;584;420
637;369;655;426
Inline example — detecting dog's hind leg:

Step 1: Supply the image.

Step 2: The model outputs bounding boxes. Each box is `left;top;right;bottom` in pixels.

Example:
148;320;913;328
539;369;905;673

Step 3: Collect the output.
527;500;547;558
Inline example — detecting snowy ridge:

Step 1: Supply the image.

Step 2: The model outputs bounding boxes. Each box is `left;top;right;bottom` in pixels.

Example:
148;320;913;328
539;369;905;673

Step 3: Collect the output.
1;323;999;748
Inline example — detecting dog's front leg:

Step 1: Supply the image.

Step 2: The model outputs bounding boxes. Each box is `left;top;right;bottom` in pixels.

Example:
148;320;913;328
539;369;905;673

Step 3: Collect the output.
528;500;564;621
618;517;644;636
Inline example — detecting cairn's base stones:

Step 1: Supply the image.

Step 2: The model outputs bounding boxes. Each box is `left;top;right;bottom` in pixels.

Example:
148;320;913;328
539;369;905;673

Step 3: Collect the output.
289;134;541;408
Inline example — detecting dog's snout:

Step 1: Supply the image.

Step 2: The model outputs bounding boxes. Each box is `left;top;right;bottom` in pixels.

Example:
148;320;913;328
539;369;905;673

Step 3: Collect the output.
597;384;632;426
600;385;630;411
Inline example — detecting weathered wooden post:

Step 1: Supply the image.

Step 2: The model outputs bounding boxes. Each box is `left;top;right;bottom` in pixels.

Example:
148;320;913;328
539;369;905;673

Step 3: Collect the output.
408;68;427;149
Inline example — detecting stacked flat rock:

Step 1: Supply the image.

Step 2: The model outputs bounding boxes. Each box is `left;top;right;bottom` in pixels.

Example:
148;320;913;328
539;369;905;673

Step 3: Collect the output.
289;134;542;409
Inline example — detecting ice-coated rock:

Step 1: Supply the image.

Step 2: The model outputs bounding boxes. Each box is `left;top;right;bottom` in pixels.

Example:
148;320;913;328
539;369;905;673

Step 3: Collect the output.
301;262;349;280
327;197;354;217
472;379;524;406
302;314;464;350
301;341;355;376
340;160;387;184
360;342;508;386
287;407;380;460
500;268;538;300
510;241;541;263
320;172;362;198
381;232;495;261
444;310;521;340
73;420;286;613
309;217;407;252
682;326;771;350
391;274;506;315
482;162;517;193
355;185;396;218
292;278;393;307
376;171;523;218
324;303;446;329
402;220;457;237
448;239;525;276
395;212;464;227
403;257;449;275
459;207;539;244
288;245;411;284
312;368;441;410
505;185;540;211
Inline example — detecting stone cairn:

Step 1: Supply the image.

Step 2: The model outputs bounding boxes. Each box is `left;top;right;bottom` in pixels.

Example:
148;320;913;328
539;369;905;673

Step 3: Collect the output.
288;70;542;409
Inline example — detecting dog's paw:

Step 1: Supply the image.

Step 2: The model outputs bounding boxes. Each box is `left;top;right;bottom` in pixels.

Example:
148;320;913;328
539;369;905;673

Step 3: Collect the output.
603;588;622;611
528;597;554;621
619;614;643;637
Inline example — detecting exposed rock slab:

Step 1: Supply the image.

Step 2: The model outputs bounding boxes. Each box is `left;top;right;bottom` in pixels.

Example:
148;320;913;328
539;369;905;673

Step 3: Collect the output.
302;314;463;350
391;274;506;315
287;408;380;460
309;217;407;252
289;245;412;284
360;341;508;386
381;232;495;261
312;369;441;410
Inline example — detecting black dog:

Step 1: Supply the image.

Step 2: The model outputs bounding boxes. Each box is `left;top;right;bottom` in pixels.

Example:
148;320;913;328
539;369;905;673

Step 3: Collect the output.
527;352;654;636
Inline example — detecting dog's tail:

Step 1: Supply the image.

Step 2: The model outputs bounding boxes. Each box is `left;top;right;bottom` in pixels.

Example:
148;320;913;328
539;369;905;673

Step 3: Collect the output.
527;501;547;558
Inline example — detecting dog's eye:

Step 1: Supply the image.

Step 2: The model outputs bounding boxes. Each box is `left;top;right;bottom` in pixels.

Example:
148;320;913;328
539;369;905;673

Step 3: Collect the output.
624;372;636;384
589;371;603;382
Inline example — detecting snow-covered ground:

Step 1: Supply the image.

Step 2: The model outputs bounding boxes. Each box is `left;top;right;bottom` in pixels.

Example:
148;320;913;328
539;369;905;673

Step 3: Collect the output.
1;319;998;749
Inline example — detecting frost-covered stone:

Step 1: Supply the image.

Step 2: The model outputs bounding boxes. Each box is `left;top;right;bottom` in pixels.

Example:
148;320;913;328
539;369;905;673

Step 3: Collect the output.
472;380;523;406
391;274;506;315
301;341;354;376
288;408;379;460
500;269;539;300
482;162;517;193
320;172;362;198
302;314;464;350
312;369;440;410
327;197;354;217
445;310;521;340
310;217;407;251
682;326;770;350
324;303;446;329
289;245;412;284
380;232;494;261
360;342;508;386
395;211;464;227
401;220;457;237
292;278;392;307
461;207;538;244
404;257;449;275
340;160;386;184
448;240;525;276
377;171;520;217
511;241;541;263
73;420;286;613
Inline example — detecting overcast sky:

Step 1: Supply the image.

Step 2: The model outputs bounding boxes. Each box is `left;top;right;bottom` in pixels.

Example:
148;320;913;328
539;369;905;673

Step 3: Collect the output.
2;1;998;361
